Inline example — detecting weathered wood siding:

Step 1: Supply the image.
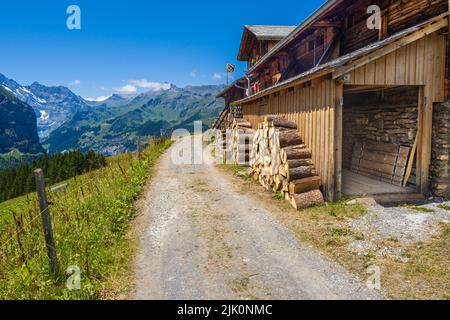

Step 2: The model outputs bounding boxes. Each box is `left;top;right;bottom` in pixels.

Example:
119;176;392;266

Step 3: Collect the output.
340;0;448;54
243;77;340;200
241;29;447;199
347;32;446;101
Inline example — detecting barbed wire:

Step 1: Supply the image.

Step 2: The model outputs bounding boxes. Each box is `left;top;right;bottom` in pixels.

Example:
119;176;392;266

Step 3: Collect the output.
0;153;143;271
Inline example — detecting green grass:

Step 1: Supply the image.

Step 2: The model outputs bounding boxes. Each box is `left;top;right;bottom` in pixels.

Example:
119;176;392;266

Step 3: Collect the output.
402;205;436;213
272;192;284;201
0;138;172;299
437;204;450;211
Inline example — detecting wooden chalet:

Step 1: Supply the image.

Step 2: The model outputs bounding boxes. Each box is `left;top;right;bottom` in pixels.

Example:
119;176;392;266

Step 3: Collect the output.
214;26;296;129
217;0;450;201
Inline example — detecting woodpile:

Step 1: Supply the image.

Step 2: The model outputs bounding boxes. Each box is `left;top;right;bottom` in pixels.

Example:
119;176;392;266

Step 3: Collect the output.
248;115;324;210
230;118;253;165
215;129;228;164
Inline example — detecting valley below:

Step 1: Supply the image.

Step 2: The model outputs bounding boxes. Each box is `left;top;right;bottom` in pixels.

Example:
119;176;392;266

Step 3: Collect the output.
0;72;225;157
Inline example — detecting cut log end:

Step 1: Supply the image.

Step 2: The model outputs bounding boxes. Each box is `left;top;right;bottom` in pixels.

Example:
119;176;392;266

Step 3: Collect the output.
290;190;325;210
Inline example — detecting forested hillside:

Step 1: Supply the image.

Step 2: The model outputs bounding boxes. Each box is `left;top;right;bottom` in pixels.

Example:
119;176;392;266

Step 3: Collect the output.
0;150;106;202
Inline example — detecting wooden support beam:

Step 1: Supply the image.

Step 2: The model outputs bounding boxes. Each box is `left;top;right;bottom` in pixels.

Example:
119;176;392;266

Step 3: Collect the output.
333;81;344;200
416;86;424;191
420;88;433;195
344;85;403;94
311;20;342;28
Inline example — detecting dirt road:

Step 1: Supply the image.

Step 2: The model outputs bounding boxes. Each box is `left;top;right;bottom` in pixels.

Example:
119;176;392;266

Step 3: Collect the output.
134;137;381;300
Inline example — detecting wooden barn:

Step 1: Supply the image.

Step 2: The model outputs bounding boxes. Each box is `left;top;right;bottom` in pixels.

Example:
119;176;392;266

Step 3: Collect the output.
217;0;450;202
214;26;296;129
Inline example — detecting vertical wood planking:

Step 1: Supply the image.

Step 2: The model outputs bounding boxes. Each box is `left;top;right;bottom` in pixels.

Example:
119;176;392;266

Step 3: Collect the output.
416;37;425;84
407;40;417;85
395;45;407;84
385;51;396;85
375;55;386;84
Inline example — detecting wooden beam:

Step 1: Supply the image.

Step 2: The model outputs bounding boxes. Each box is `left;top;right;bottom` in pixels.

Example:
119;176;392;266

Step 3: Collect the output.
333;81;344;200
238;68;334;104
344;85;403;94
420;87;434;195
333;16;449;79
311;20;342;28
403;132;418;187
416;86;424;191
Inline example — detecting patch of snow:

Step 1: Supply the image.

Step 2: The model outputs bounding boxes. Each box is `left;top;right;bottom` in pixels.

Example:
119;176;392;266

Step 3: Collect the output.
85;95;111;102
2;85;13;93
19;87;32;94
40;110;50;121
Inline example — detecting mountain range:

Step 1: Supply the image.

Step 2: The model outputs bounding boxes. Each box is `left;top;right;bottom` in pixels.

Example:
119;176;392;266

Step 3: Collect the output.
0;73;90;138
0;73;225;156
44;84;225;155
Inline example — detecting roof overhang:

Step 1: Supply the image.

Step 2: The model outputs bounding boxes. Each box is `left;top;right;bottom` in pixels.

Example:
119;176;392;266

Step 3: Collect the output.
216;77;247;99
237;25;296;61
238;13;449;104
247;0;343;74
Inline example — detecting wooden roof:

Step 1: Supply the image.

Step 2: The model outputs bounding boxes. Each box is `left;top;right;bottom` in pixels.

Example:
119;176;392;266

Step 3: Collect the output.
216;77;247;99
237;25;296;61
245;25;296;40
238;13;449;104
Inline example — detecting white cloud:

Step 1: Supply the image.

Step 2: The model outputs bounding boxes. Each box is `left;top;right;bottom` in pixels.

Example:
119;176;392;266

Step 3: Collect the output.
114;84;138;94
85;95;111;102
129;79;171;91
114;79;171;94
213;73;223;80
190;70;197;78
69;79;81;86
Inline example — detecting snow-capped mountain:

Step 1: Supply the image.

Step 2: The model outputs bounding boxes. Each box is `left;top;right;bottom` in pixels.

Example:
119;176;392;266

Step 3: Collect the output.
0;73;90;138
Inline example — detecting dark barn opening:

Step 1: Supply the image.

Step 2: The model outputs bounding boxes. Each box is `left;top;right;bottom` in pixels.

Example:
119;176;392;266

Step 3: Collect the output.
342;86;420;197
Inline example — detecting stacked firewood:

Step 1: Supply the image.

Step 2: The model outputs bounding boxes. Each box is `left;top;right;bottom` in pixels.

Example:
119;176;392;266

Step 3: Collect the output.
230;118;253;165
215;129;228;164
249;115;324;210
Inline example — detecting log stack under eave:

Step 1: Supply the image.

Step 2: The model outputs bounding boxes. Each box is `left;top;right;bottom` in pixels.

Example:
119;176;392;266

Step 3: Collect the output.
248;115;325;210
230;118;254;165
215;128;228;164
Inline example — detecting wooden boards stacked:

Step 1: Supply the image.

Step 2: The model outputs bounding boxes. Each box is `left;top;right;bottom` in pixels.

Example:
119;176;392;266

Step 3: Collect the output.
248;115;324;210
350;141;411;186
230;118;254;165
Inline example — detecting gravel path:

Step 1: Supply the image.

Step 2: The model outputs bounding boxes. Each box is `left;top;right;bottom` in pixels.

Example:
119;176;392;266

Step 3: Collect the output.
134;137;382;300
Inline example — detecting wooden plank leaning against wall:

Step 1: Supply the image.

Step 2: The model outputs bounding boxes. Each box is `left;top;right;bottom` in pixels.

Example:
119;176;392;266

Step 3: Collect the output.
242;76;340;201
342;31;446;195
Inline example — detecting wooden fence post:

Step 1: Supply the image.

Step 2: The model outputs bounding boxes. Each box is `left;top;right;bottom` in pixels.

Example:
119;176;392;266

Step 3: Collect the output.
137;137;142;160
124;156;127;179
34;169;59;273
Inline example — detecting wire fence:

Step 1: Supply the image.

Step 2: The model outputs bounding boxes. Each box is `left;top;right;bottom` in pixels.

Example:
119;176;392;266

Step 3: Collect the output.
0;147;153;274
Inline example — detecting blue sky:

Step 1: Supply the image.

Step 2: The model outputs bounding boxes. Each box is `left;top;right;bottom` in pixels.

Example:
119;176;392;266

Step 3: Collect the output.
0;0;324;100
